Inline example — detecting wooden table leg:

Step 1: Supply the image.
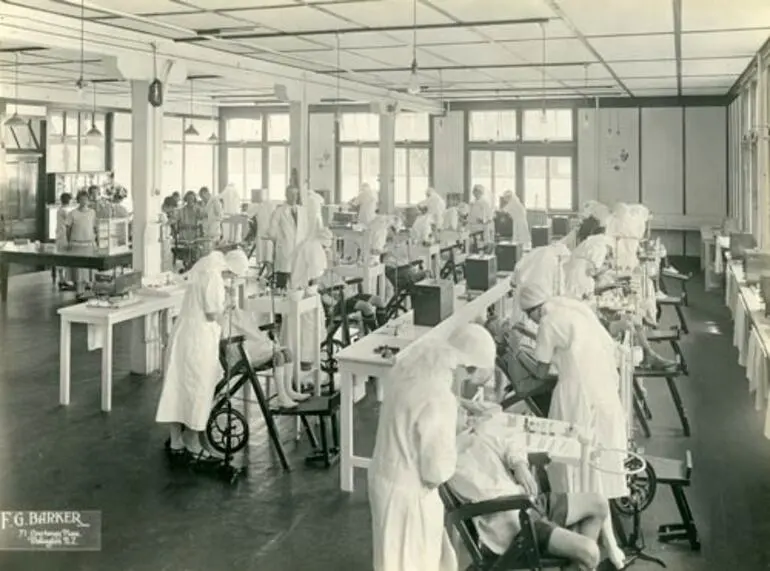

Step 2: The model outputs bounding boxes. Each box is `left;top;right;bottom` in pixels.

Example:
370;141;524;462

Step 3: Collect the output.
59;319;72;405
0;262;9;302
101;326;114;412
340;370;355;492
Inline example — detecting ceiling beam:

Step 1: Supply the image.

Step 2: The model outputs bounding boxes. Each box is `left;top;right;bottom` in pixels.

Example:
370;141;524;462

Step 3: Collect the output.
320;61;590;74
673;0;683;96
179;17;551;42
0;3;442;113
541;0;633;97
0;46;48;53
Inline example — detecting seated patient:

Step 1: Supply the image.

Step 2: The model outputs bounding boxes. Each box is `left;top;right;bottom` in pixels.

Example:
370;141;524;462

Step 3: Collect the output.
382;230;429;293
316;272;386;334
449;407;608;571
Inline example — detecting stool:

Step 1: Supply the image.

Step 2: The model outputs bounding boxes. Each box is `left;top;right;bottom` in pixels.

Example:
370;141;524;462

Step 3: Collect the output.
271;392;341;469
634;368;690;436
646;326;689;375
647;451;700;551
656;294;689;334
660;267;692;305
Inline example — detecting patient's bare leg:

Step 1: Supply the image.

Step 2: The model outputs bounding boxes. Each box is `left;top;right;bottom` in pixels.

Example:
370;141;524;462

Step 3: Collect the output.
564;493;624;569
273;349;308;407
600;516;626;569
547;528;600;570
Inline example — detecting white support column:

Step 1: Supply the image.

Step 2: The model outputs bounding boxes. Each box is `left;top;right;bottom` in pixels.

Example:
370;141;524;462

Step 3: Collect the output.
0;103;7;239
289;96;310;204
129;80;165;375
758;56;770;249
379;112;396;214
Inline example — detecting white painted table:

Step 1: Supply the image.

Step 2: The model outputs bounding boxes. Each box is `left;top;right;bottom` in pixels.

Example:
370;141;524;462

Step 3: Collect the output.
245;292;323;393
58;290;185;412
337;276;513;492
412;242;441;277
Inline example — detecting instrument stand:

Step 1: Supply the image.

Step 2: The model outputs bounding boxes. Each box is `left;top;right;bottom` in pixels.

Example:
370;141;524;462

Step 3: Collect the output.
612;502;666;568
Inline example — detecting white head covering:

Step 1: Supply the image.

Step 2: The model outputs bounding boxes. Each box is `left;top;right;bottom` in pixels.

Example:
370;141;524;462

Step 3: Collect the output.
189;250;228;276
219;183;241;215
421;188;446;228
572;234;612;273
519;282;552;311
582;200;611;226
448;323;496;369
224;249;250;277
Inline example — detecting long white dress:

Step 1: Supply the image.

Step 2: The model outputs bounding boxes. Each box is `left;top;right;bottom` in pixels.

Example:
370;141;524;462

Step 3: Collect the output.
368;353;459;571
268;204;309;273
501;194;531;247
156;258;226;431
246;201;275;266
534;297;628;499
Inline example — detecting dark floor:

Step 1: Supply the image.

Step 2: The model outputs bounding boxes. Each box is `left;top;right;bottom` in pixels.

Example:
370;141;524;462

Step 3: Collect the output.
0;266;769;570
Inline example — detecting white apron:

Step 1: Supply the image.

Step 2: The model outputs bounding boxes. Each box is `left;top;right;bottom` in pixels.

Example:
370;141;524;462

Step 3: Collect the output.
369;369;459;571
156;271;224;431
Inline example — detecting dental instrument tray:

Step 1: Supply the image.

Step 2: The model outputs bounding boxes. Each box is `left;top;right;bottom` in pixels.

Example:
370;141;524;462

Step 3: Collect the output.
92;269;143;297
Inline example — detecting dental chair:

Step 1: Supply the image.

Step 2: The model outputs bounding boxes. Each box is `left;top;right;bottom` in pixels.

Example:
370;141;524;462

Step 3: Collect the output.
439;452;571;571
320;277;372;379
440;243;466;284
382;258;428;321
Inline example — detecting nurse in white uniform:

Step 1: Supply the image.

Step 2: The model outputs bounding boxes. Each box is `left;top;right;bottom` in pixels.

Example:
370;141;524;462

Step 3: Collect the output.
156;249;249;462
518;283;627;569
268;185;309;289
351;182;378;227
499;190;531;248
368;324;496;571
246;189;275;268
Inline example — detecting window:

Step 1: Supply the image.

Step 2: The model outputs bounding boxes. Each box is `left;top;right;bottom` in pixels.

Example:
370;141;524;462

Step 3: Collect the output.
163;144;183;192
470;150;515;208
185;145;215;191
522;109;573;142
395;113;430;142
47;110;105;172
395;148;430;205
340;113;379;142
469;111;516;142
268;145;290;201
113;141;132;209
113;112;132;139
79;113;106;172
340;147;379;202
163;116;184;142
226;117;263;142
267;114;290;142
245;148;262;199
523;156;573;211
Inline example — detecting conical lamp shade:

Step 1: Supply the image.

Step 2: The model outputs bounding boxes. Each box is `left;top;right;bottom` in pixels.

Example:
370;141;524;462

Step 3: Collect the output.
4;112;27;127
86;124;103;139
207;132;218;142
184;123;199;136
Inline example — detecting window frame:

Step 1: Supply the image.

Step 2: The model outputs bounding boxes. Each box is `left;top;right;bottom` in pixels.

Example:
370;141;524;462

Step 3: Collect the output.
465;108;577;212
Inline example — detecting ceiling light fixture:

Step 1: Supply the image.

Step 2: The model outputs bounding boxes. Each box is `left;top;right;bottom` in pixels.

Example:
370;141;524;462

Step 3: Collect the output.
406;0;421;95
207;97;218;141
85;83;103;139
75;0;88;103
184;78;199;136
4;52;27;128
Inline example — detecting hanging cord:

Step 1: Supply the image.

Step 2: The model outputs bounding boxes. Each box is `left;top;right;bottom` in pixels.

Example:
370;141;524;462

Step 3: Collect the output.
412;0;417;63
540;22;547;119
335;32;341;124
79;0;85;85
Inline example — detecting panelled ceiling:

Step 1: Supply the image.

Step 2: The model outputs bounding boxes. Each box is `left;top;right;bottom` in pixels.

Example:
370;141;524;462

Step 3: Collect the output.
2;0;770;105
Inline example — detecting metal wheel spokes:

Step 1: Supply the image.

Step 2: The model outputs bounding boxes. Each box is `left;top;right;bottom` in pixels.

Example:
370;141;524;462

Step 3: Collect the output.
206;407;249;454
614;457;657;515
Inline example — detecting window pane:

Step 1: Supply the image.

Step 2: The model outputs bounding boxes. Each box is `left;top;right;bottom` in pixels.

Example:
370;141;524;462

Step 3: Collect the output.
524;156;547;210
395;113;430;142
80;113;106;172
549;157;572;210
340;147;361;202
113;141;132;211
163;116;184;141
409;148;430;205
163;143;183;193
267;114;290;142
395;148;408;206
493;151;515;208
226;117;263;142
361;147;380;194
469;111;516;142
228;148;245;197
47;141;78;172
243;148;262;202
185;144;214;191
470;150;493;204
65;113;79;137
522;109;573;141
184;118;215;143
268;146;288;200
340;113;379;142
48;111;64;137
113;112;132;139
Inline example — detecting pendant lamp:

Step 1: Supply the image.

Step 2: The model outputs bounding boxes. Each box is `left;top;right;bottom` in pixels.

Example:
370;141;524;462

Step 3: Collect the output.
184;79;199;136
5;53;27;128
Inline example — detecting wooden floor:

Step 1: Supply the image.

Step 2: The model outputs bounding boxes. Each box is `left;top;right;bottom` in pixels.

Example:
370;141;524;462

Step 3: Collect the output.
0;266;769;570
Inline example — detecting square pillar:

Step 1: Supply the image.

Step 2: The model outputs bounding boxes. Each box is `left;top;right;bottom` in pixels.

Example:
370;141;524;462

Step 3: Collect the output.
0;103;7;239
379;112;396;214
130;80;165;375
289;99;309;204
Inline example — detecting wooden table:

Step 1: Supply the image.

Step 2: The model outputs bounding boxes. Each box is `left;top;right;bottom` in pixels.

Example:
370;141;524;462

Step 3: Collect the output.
337;275;513;492
58;290;184;412
1;245;132;302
